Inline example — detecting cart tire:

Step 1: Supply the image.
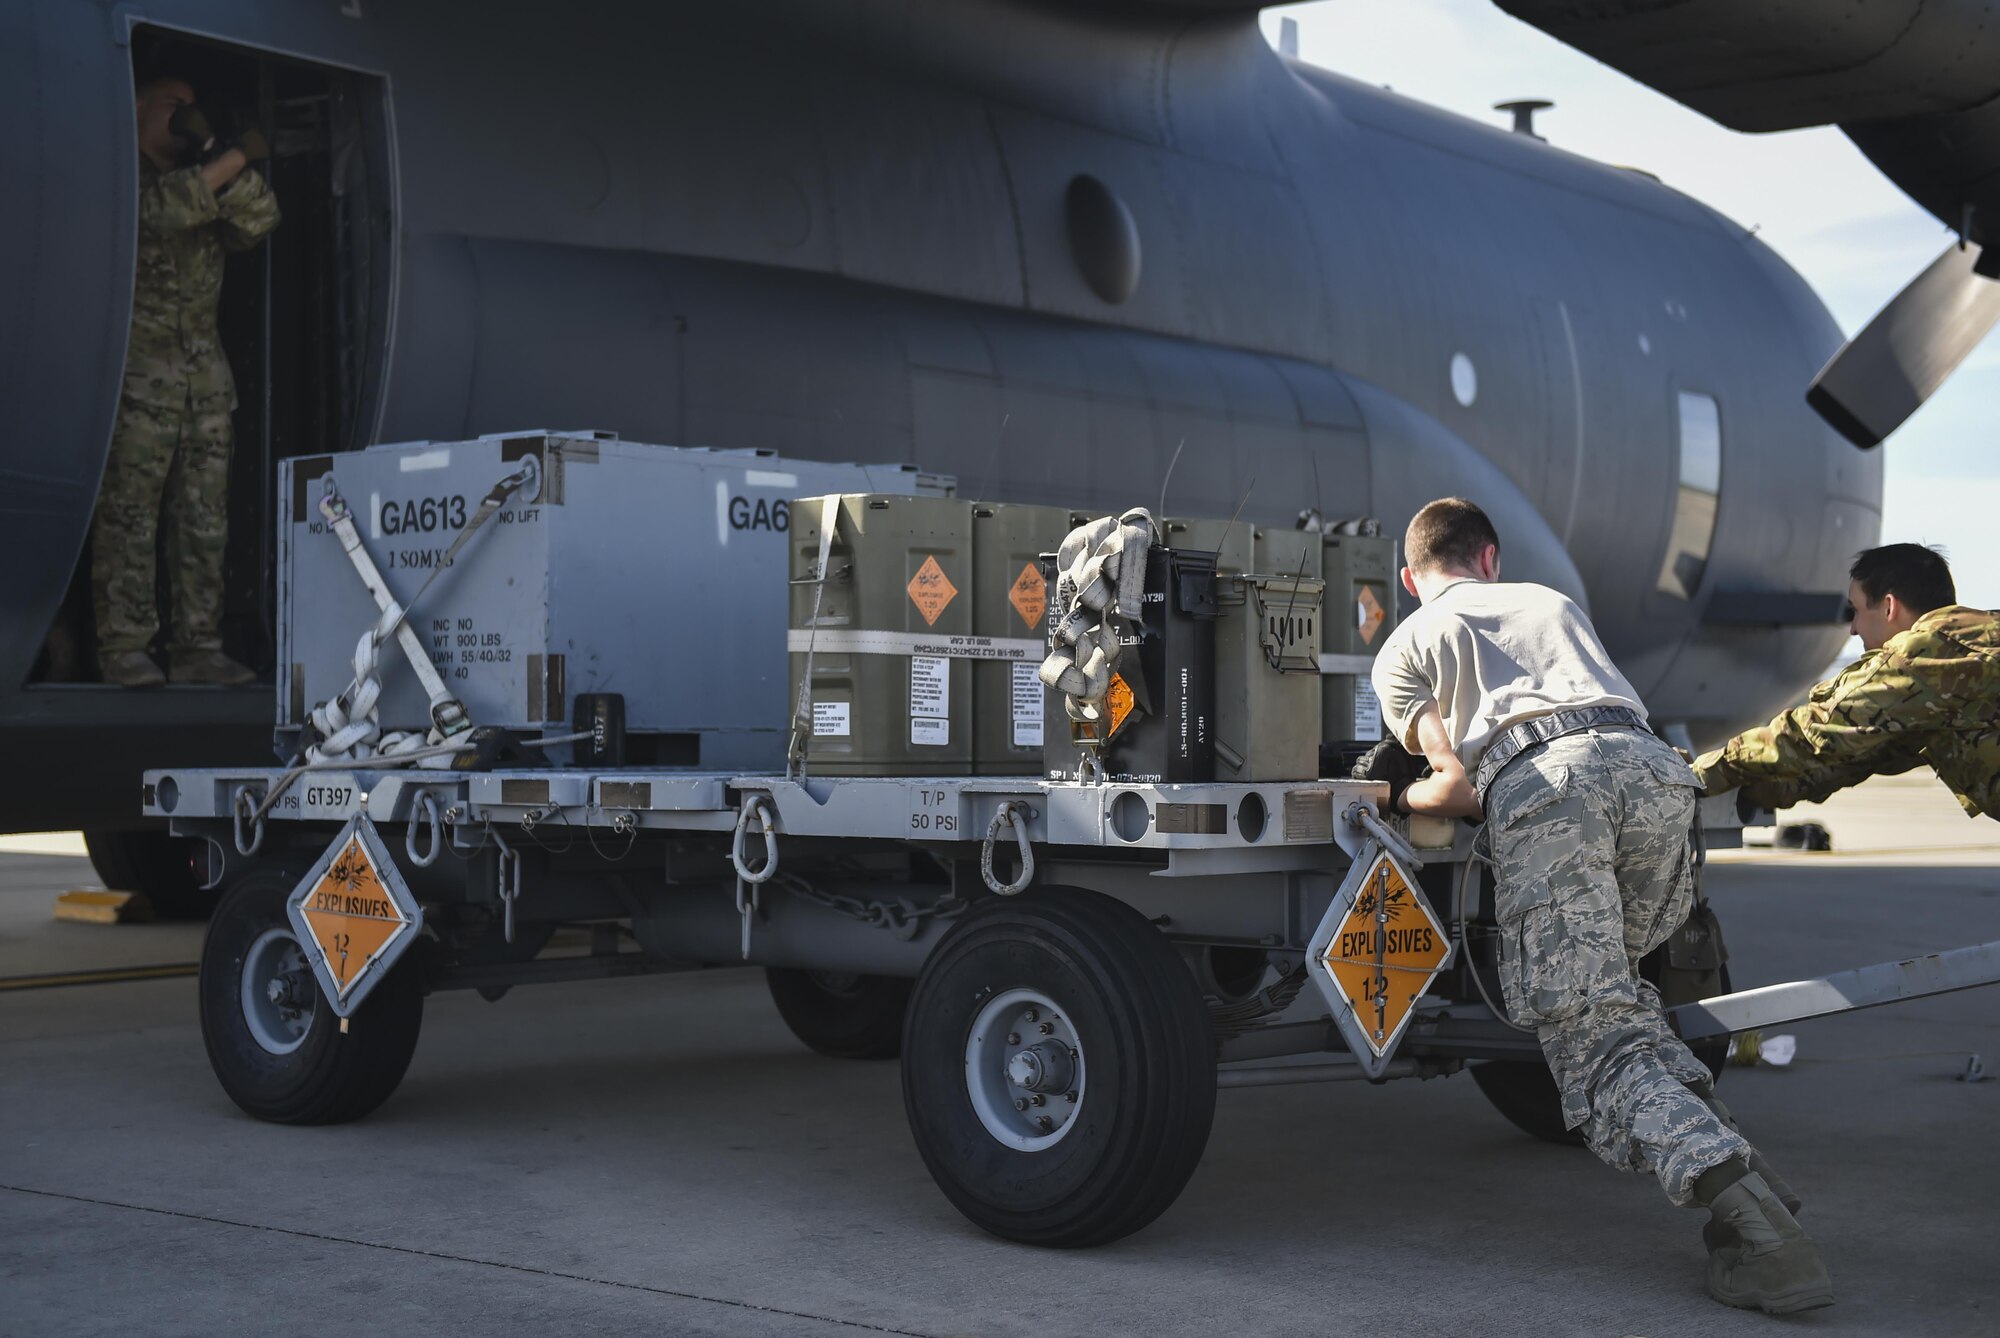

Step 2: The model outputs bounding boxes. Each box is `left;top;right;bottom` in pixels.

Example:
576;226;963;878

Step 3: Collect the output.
1470;960;1732;1147
901;888;1216;1248
84;828;212;920
199;868;424;1124
766;968;911;1059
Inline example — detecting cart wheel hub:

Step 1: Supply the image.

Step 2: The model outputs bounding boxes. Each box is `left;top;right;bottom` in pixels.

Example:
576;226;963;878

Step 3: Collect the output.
965;988;1086;1151
1007;1041;1075;1093
241;927;316;1056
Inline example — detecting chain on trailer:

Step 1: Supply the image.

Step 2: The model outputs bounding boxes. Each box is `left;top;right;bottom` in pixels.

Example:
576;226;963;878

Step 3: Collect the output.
772;871;969;940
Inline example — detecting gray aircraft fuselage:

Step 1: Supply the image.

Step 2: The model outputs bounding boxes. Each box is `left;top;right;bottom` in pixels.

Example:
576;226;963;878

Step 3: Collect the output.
0;0;1875;832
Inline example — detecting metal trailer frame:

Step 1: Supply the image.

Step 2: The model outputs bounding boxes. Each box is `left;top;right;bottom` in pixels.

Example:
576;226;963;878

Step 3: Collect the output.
148;756;2000;1245
148;760;1448;1012
150;759;1516;1063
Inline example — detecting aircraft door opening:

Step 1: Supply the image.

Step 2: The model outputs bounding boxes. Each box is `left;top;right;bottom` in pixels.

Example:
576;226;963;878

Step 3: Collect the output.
32;27;392;687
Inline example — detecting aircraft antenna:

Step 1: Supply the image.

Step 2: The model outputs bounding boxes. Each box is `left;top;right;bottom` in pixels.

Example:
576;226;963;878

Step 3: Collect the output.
1218;475;1256;559
1157;438;1187;520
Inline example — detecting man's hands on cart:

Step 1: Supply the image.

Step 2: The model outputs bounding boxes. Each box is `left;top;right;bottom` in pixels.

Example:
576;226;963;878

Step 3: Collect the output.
1350;737;1430;815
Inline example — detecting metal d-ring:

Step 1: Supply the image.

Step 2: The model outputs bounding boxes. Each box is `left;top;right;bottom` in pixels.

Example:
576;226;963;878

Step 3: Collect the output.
731;794;780;884
981;801;1036;895
406;790;443;868
233;787;266;857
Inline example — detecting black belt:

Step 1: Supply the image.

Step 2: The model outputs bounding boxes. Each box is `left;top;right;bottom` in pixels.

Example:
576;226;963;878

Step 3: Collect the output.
1472;705;1647;804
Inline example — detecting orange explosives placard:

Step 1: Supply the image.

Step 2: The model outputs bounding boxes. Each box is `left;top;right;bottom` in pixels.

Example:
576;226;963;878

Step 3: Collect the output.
1316;851;1450;1055
1105;674;1136;738
907;555;958;627
299;832;412;998
1009;563;1047;630
1356;584;1386;645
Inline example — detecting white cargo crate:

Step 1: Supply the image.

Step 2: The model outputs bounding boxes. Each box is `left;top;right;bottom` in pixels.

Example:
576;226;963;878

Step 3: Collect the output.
277;431;950;770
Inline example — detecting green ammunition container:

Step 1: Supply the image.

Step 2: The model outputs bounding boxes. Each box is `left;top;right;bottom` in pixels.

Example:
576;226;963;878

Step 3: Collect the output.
789;494;975;775
1320;528;1399;746
970;503;1085;774
1161;518;1324;782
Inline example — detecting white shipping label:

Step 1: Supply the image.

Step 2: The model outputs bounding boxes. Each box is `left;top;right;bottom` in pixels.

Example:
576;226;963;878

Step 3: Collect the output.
1010;661;1044;748
812;701;851;737
909;655;949;720
1353;678;1384;741
910;715;951;747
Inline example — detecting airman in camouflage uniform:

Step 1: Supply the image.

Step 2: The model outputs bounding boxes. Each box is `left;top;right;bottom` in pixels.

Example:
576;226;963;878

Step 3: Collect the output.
1370;498;1831;1313
1486;729;1749;1197
1696;546;1999;818
93;75;279;687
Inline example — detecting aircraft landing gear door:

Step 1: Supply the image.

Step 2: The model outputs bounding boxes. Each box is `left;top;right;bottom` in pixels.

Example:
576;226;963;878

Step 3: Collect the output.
133;27;395;670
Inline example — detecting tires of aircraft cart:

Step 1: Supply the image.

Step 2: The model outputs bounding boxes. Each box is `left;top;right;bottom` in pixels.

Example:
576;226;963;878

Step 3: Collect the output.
83;828;212;920
1469;953;1733;1147
765;968;912;1059
199;868;424;1125
900;888;1217;1248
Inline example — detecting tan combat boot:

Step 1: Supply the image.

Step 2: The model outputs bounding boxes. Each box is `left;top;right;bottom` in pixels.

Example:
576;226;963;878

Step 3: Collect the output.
1691;1083;1803;1214
1696;1161;1833;1314
168;649;257;686
100;650;166;688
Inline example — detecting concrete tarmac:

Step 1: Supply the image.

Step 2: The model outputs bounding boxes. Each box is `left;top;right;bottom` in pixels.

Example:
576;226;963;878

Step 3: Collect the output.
3;775;1997;1336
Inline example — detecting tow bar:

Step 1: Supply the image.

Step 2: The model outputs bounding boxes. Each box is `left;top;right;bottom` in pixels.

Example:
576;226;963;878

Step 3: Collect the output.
1670;939;2000;1040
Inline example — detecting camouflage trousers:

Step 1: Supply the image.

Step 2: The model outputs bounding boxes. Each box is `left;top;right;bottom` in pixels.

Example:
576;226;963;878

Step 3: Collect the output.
91;389;233;658
1485;727;1751;1206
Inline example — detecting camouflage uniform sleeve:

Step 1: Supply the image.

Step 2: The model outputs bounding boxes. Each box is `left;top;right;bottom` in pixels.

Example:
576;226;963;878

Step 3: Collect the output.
1693;653;1931;808
215;169;281;251
139;165;221;234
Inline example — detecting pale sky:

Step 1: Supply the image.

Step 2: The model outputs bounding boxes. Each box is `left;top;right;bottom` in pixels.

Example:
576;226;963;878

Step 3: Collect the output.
1263;1;1999;612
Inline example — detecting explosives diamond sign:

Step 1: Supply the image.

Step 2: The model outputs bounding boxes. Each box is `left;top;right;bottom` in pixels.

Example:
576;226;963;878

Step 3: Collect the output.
286;815;424;1017
1104;673;1136;739
1009;562;1047;630
906;554;958;627
1306;845;1452;1075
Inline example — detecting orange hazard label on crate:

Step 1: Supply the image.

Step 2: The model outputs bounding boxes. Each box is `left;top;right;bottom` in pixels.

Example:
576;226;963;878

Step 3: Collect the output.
1356;584;1387;645
1105;674;1136;738
907;555;958;627
1009;563;1047;630
299;834;413;998
1317;852;1449;1055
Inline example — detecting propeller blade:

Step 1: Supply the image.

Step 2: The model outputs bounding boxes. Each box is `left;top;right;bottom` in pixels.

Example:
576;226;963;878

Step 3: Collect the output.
1806;242;2000;449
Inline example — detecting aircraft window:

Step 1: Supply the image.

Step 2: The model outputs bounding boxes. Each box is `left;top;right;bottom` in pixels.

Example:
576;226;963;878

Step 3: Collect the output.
1656;390;1721;599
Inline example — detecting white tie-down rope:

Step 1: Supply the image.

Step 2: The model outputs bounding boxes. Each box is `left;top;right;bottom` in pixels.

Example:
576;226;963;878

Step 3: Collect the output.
304;460;536;767
307;622;451;765
1036;508;1156;726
